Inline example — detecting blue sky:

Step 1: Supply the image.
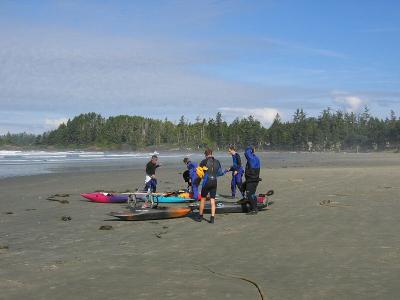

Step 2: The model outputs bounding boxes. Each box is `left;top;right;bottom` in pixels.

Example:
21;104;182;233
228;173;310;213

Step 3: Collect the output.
0;0;399;133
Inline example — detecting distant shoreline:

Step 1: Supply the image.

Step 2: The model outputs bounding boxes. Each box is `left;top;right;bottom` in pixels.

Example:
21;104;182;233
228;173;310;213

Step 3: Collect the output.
1;144;399;154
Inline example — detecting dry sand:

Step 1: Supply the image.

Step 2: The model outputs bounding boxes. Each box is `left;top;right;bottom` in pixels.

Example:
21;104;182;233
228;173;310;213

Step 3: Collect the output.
1;152;400;299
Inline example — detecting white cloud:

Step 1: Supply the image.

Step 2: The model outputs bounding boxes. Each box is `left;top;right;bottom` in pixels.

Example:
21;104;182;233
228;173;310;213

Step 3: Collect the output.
220;107;280;126
332;92;366;112
1;23;398;133
45;118;68;129
0;27;332;123
344;96;363;111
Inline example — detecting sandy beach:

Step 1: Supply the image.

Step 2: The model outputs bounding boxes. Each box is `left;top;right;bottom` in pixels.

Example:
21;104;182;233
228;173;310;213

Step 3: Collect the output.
1;152;400;299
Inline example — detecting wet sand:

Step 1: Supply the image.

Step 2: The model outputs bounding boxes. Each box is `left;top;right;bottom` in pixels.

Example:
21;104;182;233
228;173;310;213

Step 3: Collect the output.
1;152;400;299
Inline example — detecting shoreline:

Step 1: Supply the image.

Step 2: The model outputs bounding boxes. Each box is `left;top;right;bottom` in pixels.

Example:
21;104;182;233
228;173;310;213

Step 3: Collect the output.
1;150;400;180
1;144;400;153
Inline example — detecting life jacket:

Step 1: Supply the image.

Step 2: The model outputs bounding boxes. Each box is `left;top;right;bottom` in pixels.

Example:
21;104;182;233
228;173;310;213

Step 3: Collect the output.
178;192;191;198
196;166;208;178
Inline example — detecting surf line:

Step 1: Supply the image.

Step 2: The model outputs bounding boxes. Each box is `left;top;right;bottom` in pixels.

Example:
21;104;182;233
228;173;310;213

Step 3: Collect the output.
203;265;266;300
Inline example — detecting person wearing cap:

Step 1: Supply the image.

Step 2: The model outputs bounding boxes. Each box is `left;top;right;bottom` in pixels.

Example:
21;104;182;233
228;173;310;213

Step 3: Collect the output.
144;155;160;193
227;145;245;198
196;148;223;224
242;146;261;214
183;157;200;200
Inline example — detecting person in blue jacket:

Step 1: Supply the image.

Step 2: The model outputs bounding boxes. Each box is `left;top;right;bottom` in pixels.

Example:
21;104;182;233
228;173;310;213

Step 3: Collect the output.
183;157;200;200
242;146;261;214
227;145;244;198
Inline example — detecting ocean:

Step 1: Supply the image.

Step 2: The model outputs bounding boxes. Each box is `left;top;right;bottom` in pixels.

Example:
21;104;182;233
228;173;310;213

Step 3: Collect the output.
0;150;209;178
0;149;378;179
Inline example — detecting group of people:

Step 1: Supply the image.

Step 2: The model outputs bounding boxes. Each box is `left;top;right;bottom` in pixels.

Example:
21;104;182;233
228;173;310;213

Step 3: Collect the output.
144;145;261;224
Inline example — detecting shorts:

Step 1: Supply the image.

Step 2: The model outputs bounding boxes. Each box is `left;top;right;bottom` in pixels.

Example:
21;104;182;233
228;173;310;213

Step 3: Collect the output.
201;180;217;198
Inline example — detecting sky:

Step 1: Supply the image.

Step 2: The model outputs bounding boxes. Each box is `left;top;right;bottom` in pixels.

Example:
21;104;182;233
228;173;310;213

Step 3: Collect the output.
0;0;399;134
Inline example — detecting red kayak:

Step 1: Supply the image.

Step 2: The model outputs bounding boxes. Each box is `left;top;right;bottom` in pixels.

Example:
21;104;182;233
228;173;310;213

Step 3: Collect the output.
81;190;198;204
81;192;128;203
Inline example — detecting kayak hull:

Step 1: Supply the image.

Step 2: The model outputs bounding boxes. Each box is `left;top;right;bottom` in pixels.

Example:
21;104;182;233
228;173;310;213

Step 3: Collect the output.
81;193;128;203
132;192;195;203
153;195;194;203
109;207;192;221
190;202;272;214
82;192;195;204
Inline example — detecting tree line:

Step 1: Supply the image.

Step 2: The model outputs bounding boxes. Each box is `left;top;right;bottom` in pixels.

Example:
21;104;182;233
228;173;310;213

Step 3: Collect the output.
1;108;400;151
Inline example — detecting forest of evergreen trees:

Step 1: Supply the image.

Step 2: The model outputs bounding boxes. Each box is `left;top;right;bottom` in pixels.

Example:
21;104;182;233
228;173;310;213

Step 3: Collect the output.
1;107;400;152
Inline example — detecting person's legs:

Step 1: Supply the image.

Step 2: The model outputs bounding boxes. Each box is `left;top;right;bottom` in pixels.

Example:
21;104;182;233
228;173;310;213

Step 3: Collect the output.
209;198;216;224
192;177;200;200
231;174;236;197
246;181;258;214
199;197;205;216
183;170;191;189
197;186;208;222
192;183;199;200
210;198;216;216
151;179;157;193
235;172;244;197
144;182;151;192
209;183;217;223
240;181;247;200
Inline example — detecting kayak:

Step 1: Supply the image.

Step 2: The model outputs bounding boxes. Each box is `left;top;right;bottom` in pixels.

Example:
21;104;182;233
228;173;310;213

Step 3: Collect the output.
132;192;196;203
189;190;275;214
109;191;274;221
189;200;272;214
152;195;194;203
81;192;195;204
109;207;192;221
81;192;128;203
109;201;273;221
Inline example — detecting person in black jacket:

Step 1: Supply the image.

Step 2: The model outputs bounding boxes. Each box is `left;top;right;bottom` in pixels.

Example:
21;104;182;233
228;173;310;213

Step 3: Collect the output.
242;146;261;214
196;148;223;224
144;155;160;193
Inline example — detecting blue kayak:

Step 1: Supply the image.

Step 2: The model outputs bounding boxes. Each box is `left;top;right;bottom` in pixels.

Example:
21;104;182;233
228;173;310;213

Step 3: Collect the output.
152;195;195;203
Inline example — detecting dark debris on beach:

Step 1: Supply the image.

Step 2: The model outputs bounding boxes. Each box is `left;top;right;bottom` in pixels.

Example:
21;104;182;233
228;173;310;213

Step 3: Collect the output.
99;225;113;230
61;216;72;221
47;193;70;204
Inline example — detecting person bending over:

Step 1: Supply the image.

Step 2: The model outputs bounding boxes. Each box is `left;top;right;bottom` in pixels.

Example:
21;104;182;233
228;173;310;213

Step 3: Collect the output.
183;157;200;200
196;148;223;224
144;155;159;193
